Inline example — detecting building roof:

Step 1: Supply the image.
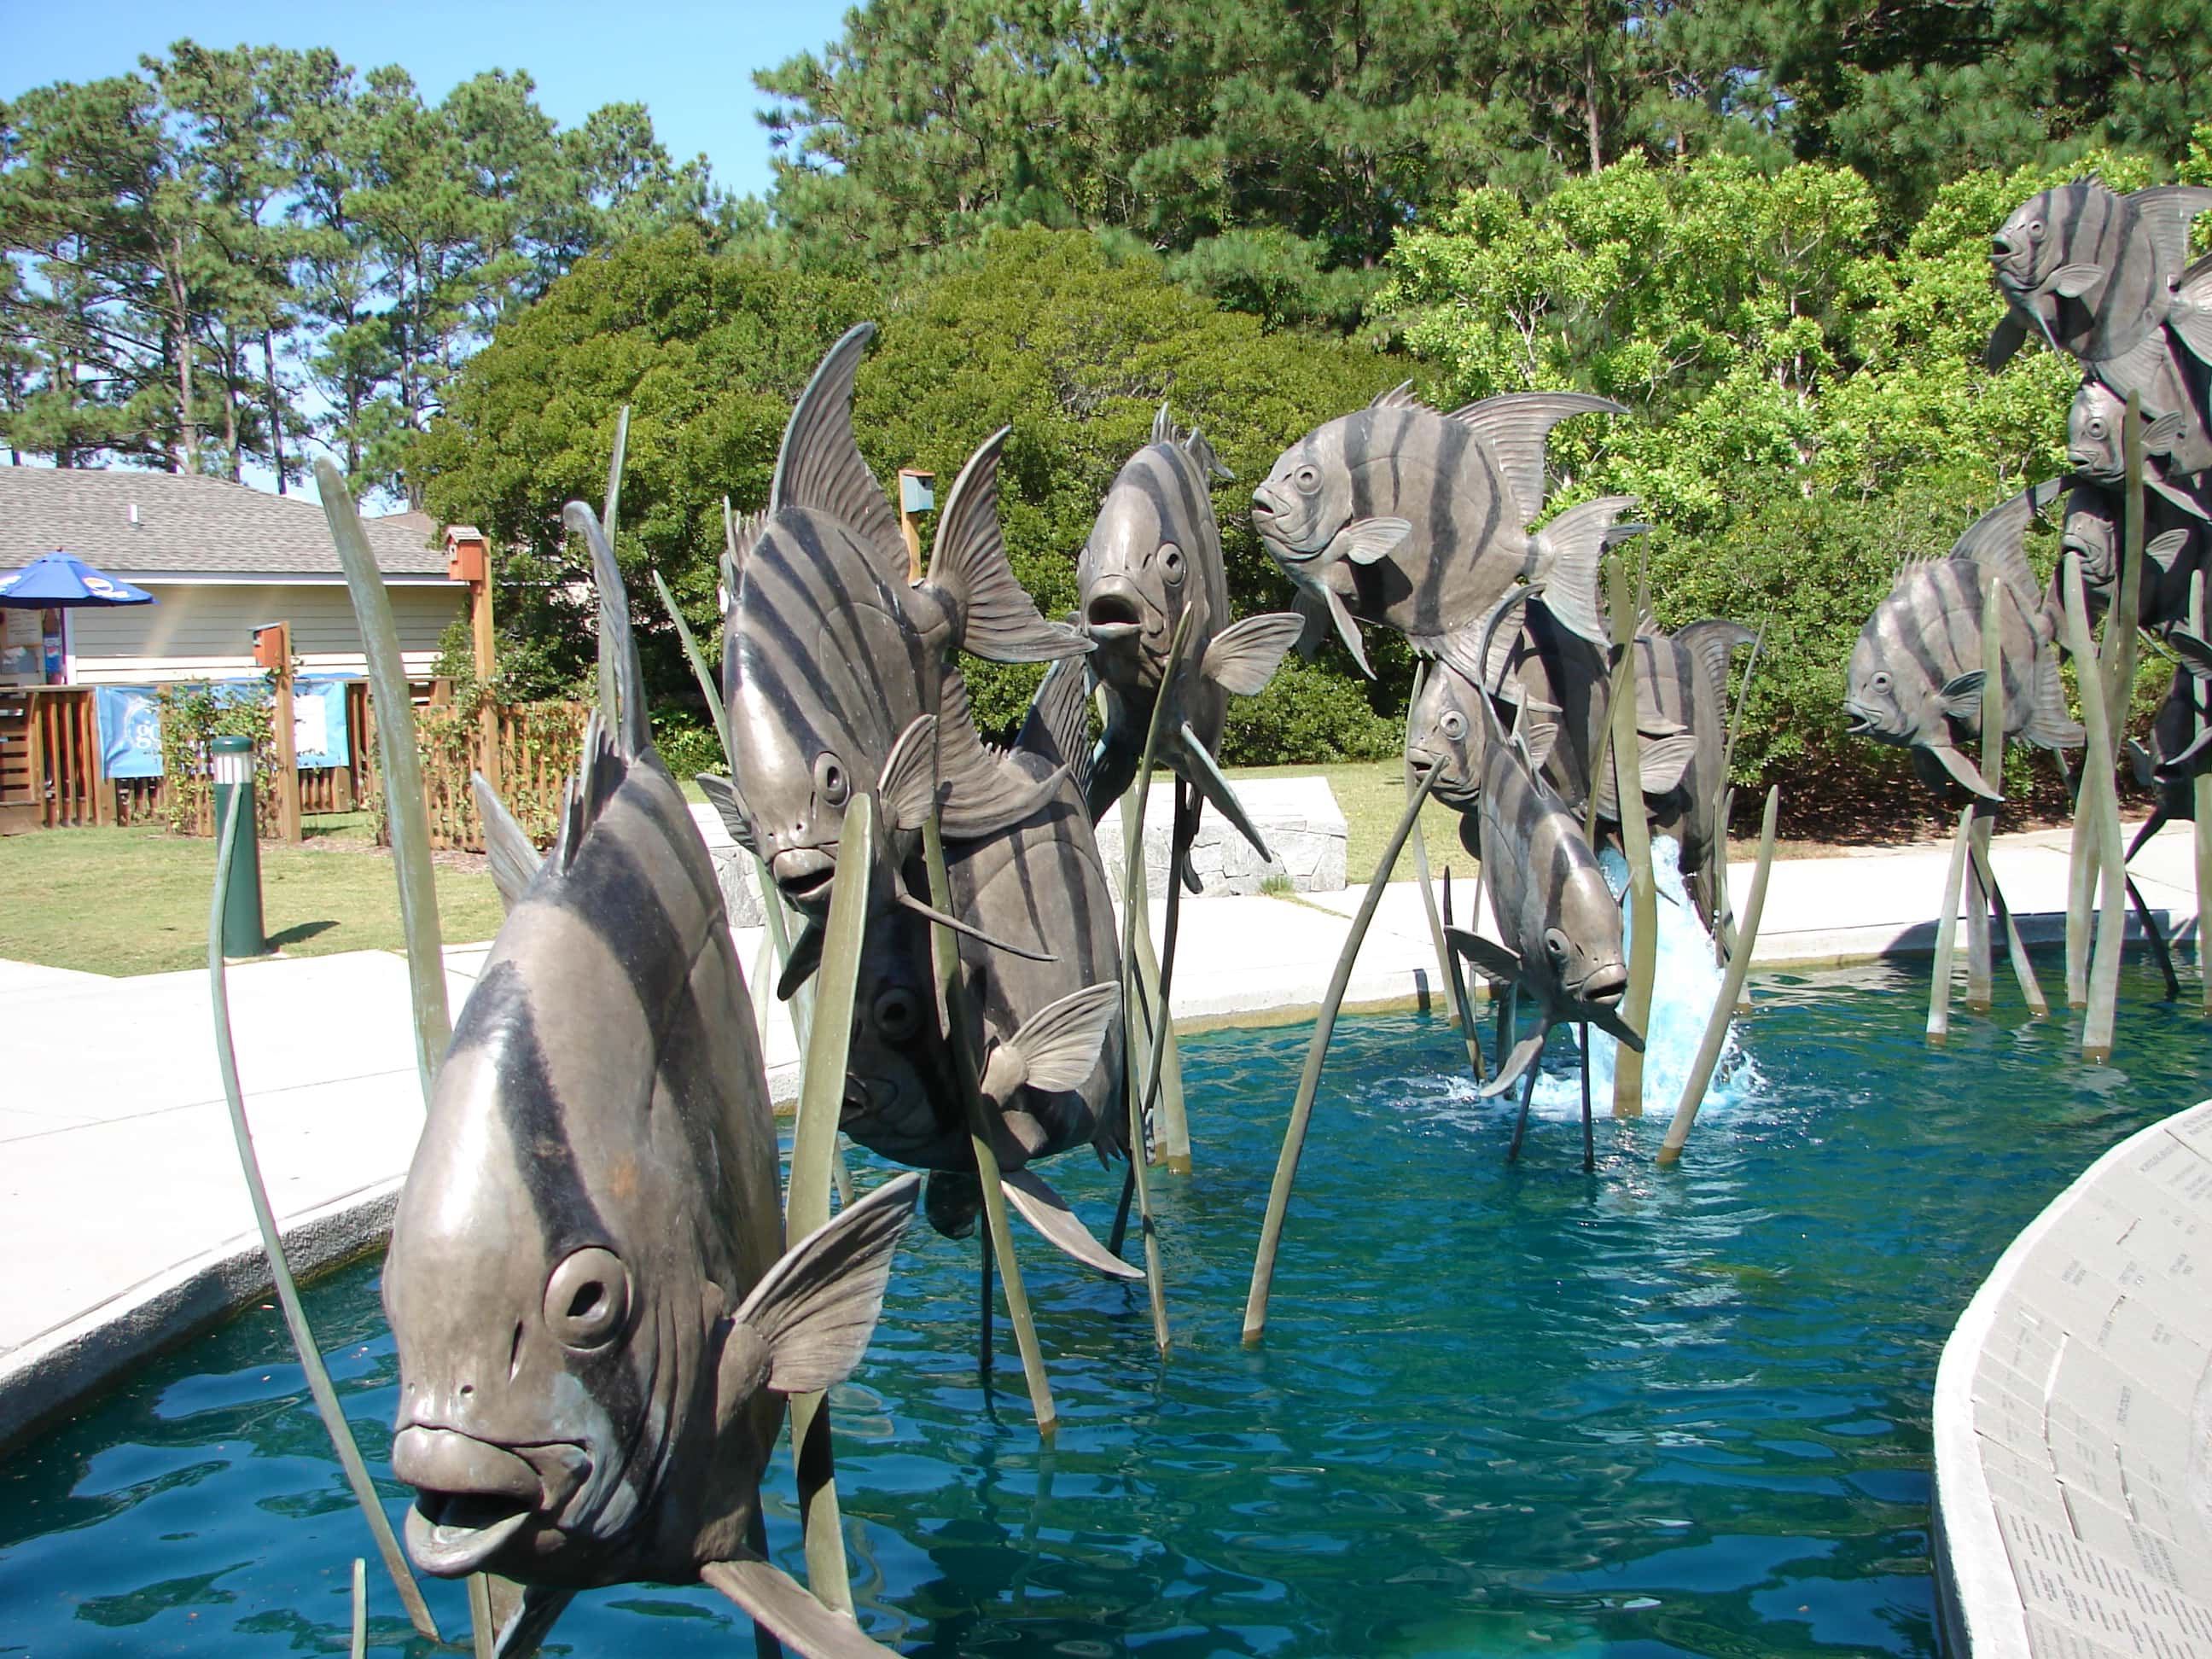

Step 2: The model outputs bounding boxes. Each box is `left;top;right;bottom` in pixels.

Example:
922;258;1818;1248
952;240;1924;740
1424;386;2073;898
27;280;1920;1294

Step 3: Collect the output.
0;466;456;582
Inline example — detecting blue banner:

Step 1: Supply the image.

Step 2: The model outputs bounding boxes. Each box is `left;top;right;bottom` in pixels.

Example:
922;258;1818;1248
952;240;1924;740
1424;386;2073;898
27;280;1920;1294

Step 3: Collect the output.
290;677;350;769
93;676;354;778
95;684;164;779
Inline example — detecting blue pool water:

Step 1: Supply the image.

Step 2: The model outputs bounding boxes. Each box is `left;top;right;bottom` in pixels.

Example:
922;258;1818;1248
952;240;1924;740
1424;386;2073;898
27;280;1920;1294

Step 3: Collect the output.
3;958;2209;1657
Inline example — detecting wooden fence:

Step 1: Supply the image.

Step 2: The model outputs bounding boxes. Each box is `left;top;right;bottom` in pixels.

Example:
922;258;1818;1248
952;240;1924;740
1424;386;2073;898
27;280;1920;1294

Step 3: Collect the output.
0;680;586;852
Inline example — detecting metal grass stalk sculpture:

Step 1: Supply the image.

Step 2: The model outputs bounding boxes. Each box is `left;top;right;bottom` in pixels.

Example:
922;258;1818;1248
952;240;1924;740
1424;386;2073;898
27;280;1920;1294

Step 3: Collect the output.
2062;550;2132;1062
380;499;919;1659
205;791;442;1644
1656;786;1780;1166
1604;560;1658;1119
1243;760;1440;1346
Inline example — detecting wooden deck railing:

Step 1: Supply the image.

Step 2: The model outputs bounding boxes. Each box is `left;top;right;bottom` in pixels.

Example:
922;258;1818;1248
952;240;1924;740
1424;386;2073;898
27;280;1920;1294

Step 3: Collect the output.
0;688;111;830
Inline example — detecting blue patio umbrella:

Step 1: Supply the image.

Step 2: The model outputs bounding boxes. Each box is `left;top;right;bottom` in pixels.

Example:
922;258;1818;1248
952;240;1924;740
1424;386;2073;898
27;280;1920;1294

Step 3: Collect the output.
0;550;157;608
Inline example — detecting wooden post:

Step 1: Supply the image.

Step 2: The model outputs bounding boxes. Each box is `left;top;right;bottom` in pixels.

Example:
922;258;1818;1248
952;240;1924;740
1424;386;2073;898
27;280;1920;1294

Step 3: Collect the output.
897;469;934;585
447;526;498;791
256;620;302;841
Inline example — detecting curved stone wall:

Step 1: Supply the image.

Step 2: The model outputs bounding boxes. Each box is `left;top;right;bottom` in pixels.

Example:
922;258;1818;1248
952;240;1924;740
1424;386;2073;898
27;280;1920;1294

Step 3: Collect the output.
1931;1098;2212;1656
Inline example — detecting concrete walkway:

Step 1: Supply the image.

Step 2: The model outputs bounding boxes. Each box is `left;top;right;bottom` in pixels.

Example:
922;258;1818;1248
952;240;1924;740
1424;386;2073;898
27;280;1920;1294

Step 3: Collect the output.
0;818;2202;1449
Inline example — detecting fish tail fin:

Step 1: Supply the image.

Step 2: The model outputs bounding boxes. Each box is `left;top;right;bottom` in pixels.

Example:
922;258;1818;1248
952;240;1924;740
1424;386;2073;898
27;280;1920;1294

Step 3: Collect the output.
1674;620;1758;709
1534;498;1639;644
930;427;1090;664
2173;252;2212;364
2027;652;2086;750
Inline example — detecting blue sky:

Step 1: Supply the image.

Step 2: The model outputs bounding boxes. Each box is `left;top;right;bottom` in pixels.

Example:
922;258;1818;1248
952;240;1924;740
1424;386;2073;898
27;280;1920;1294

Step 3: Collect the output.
1;0;858;201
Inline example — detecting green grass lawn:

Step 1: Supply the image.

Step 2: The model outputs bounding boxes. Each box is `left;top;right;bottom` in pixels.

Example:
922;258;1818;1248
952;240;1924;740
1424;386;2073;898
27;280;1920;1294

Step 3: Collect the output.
0;820;506;977
1225;759;1470;881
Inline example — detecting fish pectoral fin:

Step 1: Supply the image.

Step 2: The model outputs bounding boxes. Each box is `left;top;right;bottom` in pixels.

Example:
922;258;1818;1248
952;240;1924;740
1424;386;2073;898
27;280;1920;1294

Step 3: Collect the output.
1177;724;1272;860
701;1558;904;1659
1445;926;1523;987
1938;672;1986;719
1480;1033;1550;1098
2126;737;2157;789
481;1578;575;1659
1006;981;1120;1093
1580;999;1644;1052
1001;1165;1146;1280
1330;515;1412;565
1202;611;1307;696
473;773;543;912
1322;585;1376;678
696;771;760;854
1928;742;2005;803
2143;410;2187;453
1637;731;1699;797
2150;476;2212;521
2166;630;2212;679
893;887;1057;963
2049;262;2104;299
2147;527;2190;573
929;427;1091;663
1986;311;2030;372
878;714;940;835
735;1172;923;1397
777;920;825;1001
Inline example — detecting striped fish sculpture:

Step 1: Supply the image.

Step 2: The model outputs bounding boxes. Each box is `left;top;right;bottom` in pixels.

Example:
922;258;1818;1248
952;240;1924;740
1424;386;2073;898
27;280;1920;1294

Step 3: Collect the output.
383;501;919;1658
712;322;1088;947
1842;480;2082;801
2126;667;2212;859
1606;620;1755;932
2058;477;2208;648
841;658;1138;1278
1078;405;1307;864
1987;183;2212;372
2066;372;2212;522
1443;589;1644;1097
1249;382;1636;682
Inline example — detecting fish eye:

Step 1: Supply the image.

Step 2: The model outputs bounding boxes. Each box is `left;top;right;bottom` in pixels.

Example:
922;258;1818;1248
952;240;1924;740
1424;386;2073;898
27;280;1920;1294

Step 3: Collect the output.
1440;710;1468;740
1158;542;1185;585
544;1247;631;1351
2029;219;2045;240
1870;671;1892;692
814;753;849;807
1295;467;1318;494
1544;928;1569;959
872;987;922;1041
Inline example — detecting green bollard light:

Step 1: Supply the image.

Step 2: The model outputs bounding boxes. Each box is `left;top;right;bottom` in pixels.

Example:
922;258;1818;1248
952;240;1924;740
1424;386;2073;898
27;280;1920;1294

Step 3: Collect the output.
212;735;267;959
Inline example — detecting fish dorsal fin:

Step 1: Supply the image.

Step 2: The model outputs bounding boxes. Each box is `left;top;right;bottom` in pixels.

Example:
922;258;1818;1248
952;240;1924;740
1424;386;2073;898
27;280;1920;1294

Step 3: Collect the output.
563;501;651;759
1443;392;1627;523
1005;981;1120;1095
1202;611;1306;696
553;712;629;874
877;714;940;835
1014;655;1094;801
734;1171;921;1395
2127;186;2212;282
724;498;766;580
769;322;904;587
928;426;1090;664
1184;423;1232;480
934;666;1068;839
696;771;760;854
1151;401;1175;445
473;772;543;911
1947;477;2064;610
1674;619;1757;707
1371;380;1429;412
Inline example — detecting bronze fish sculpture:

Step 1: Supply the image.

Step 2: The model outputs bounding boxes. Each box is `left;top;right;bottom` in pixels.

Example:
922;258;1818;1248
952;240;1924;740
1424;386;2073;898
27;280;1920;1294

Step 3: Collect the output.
2127;667;2212;859
714;323;1088;937
2058;476;2208;647
839;655;1138;1278
1842;480;2082;800
1442;589;1644;1097
1079;405;1306;865
384;500;920;1659
1987;183;2212;371
1611;620;1755;931
2066;371;2212;521
1250;382;1634;681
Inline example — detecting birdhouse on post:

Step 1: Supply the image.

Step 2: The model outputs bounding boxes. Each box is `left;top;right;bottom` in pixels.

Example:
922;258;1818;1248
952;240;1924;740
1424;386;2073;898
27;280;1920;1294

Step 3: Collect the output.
445;525;499;788
897;469;934;583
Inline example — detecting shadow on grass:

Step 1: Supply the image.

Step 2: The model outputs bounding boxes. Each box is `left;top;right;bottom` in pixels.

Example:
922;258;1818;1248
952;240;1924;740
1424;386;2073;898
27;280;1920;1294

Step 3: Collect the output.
265;919;339;951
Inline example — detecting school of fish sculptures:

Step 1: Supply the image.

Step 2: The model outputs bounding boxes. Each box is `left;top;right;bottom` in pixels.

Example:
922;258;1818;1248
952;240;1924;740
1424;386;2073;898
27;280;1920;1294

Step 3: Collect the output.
1249;382;1639;682
702;325;1139;1278
1078;406;1307;876
381;500;921;1659
2058;476;2210;649
1842;478;2084;801
1441;589;1645;1120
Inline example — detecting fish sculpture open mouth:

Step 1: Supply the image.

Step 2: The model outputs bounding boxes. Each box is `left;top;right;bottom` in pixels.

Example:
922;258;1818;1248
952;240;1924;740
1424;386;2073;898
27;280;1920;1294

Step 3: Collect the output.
770;847;838;906
394;1425;591;1577
1083;590;1148;644
1840;702;1880;737
1575;964;1629;1007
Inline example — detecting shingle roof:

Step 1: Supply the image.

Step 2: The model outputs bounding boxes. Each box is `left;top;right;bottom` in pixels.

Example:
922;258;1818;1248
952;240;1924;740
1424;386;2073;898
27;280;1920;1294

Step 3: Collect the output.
0;467;453;579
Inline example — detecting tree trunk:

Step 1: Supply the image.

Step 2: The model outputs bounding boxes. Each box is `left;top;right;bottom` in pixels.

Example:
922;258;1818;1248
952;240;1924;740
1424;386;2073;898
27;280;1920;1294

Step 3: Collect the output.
221;322;242;483
262;328;287;494
169;230;198;473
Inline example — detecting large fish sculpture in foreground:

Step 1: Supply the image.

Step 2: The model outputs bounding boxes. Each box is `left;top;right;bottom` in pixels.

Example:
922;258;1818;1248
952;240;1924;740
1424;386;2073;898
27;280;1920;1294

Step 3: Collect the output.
1986;183;2212;372
712;323;1088;940
1249;383;1634;680
1078;405;1306;865
840;656;1138;1277
1441;589;1644;1097
384;502;919;1658
1842;480;2082;801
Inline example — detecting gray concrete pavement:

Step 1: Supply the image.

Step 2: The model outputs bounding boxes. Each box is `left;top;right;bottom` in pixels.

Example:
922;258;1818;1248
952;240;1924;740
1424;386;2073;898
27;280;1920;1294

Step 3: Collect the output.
1;816;2202;1448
